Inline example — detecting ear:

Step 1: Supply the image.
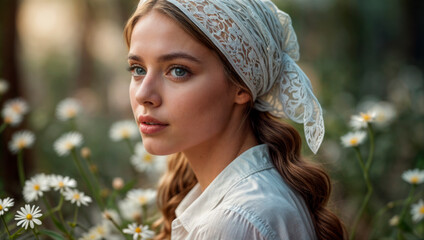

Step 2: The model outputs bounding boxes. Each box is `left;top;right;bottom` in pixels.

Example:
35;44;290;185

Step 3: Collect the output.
234;87;251;105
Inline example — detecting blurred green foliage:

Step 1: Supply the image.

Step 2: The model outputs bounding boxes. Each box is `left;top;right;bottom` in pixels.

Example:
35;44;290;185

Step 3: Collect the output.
1;0;423;239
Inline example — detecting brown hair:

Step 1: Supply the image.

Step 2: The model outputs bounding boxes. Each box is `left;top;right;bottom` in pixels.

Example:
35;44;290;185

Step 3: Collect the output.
124;1;346;239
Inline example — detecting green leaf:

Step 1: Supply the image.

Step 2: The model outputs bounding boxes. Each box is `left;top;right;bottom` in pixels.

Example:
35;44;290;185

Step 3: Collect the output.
38;229;65;240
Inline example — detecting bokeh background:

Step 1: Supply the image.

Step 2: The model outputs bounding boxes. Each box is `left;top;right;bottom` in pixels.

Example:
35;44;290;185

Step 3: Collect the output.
1;0;423;239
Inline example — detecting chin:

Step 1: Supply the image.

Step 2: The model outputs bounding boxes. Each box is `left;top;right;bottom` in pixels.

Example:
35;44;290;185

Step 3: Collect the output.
142;137;177;156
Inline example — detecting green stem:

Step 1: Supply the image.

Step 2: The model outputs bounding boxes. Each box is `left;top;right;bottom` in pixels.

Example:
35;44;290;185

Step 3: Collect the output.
0;122;7;134
17;150;25;188
397;185;416;239
71;149;104;210
9;227;24;239
125;138;134;154
365;124;375;171
107;215;129;239
31;228;40;240
73;206;79;225
42;196;58;223
1;215;11;237
349;147;373;240
84;155;102;196
70;118;77;131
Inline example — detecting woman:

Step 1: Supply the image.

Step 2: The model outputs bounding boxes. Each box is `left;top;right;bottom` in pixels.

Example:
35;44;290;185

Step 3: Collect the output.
124;0;345;239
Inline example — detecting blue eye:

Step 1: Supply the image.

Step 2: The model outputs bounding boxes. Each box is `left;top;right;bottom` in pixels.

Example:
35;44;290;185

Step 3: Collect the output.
128;65;146;77
170;67;187;77
134;67;146;76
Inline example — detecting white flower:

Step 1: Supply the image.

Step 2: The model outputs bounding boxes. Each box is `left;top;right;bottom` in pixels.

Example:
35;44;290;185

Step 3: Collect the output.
3;98;29;116
349;112;376;130
402;169;424;185
131;142;167;173
112;177;124;190
23;174;50;202
63;189;92;207
0;79;9;95
54;132;83;156
15;204;42;229
369;102;396;127
411;199;424;222
123;223;155;240
56;98;82;121
8;130;35;153
2;107;23;126
79;232;100;240
50;175;77;193
340;131;367;147
109;120;139;141
389;215;399;226
118;199;142;222
127;188;156;207
0;197;14;215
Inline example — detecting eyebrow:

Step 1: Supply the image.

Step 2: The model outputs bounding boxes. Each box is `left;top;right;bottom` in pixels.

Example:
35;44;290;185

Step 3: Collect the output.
128;52;202;64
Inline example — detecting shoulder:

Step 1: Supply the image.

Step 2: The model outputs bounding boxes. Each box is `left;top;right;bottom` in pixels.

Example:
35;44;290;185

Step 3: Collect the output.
217;168;317;239
187;207;270;240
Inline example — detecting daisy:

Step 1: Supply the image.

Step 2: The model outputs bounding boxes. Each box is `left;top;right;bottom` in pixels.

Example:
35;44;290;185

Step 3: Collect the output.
118;199;142;222
3;98;29;116
402;169;424;185
131;142;167;173
2;107;23;126
50;175;77;193
0;197;14;215
56;98;81;121
54;132;83;156
109;120;139;141
23;174;50;202
8;130;35;153
340;131;367;147
127;188;156;207
411;199;424;222
112;177;124;190
0;79;9;95
349;112;375;130
63;189;92;207
15;204;42;229
389;215;399;226
370;102;396;127
79;230;100;240
123;223;155;240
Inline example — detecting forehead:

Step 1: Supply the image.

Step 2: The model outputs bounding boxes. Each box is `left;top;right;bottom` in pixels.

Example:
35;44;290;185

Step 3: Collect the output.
129;10;210;60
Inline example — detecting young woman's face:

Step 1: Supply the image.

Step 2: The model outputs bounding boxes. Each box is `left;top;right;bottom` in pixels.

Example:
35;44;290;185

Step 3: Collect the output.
128;10;239;155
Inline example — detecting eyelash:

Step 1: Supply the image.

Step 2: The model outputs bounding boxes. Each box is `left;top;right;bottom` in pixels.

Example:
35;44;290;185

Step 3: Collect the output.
126;64;192;81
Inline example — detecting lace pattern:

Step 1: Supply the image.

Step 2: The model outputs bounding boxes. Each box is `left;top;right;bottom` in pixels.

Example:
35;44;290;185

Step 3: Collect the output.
141;0;324;153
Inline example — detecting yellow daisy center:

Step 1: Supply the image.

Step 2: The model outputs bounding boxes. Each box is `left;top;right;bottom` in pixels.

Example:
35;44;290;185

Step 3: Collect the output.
360;113;372;122
143;154;153;163
33;184;40;191
411;176;419;184
17;139;27;149
26;214;33;220
138;196;147;205
135;227;142;233
121;129;130;138
65;142;74;150
74;193;80;200
4;116;11;124
12;104;22;113
66;109;76;117
349;138;358;146
0;205;3;210
58;181;65;188
420;206;424;214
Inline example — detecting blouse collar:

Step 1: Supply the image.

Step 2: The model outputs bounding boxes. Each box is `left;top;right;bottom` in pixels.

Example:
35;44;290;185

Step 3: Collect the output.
175;144;274;232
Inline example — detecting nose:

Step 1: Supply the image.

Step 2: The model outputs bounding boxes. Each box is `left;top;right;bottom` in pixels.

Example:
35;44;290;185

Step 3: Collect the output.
134;72;162;108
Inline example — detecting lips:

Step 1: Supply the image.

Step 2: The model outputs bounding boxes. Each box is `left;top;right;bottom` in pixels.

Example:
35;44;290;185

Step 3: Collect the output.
137;115;168;135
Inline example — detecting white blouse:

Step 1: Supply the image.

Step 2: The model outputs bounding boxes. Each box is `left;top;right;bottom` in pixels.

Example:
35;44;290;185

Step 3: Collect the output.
171;144;317;240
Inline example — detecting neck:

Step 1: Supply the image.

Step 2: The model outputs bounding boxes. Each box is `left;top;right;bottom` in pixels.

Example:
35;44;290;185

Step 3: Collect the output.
182;118;258;191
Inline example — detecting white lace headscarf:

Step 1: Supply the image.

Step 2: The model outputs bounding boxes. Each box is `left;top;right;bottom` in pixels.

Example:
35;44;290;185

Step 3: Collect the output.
138;0;324;154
